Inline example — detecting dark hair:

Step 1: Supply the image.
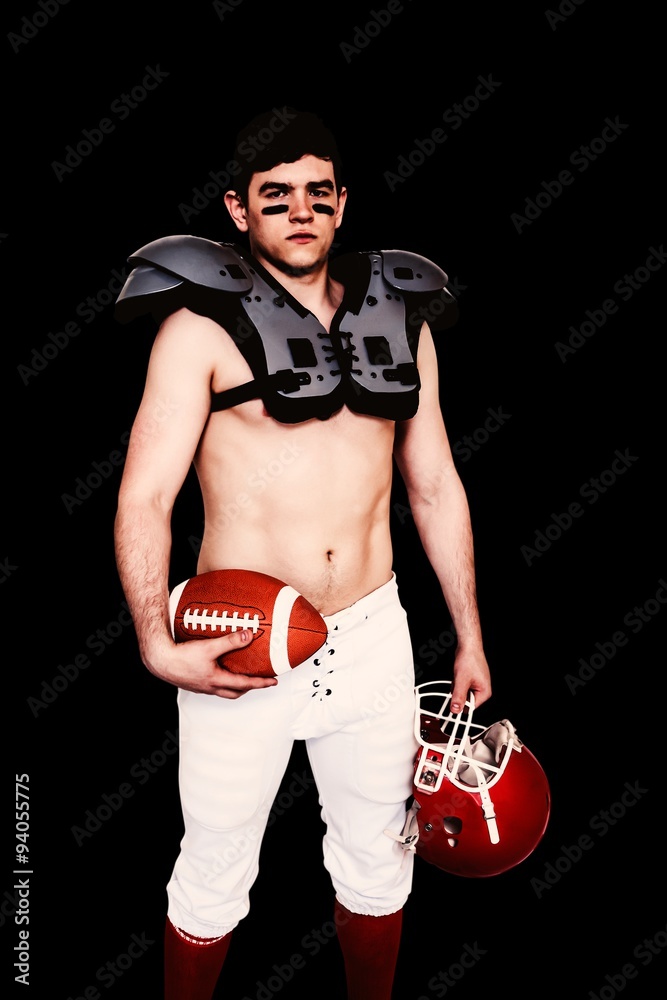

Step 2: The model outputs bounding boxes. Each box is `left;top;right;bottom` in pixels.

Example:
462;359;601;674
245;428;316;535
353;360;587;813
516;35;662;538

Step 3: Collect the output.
231;107;343;203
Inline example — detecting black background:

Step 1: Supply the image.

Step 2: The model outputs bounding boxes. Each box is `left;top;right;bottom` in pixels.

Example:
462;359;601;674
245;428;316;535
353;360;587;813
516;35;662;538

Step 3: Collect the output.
4;2;665;998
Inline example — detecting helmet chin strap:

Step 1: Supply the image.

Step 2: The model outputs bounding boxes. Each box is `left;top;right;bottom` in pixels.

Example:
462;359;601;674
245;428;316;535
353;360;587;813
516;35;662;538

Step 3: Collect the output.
445;720;520;846
467;761;500;845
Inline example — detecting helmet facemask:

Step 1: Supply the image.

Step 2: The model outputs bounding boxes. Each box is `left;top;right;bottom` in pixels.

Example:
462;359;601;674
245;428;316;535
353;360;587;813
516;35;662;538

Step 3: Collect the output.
414;683;520;846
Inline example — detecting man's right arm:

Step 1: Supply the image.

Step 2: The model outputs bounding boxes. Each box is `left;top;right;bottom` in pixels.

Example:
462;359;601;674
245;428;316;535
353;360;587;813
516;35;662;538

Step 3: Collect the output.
114;307;277;698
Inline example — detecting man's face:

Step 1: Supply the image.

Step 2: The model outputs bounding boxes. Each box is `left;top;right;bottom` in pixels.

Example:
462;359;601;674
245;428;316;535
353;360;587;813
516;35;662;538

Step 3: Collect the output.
225;155;347;278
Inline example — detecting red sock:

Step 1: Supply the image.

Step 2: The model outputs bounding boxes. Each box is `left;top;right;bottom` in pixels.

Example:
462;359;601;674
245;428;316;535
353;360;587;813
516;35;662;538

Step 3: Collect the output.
334;899;403;1000
164;917;232;1000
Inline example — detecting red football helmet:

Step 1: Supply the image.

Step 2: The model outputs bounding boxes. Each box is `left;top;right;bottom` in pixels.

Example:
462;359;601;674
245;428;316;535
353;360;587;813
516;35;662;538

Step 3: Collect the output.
388;681;551;878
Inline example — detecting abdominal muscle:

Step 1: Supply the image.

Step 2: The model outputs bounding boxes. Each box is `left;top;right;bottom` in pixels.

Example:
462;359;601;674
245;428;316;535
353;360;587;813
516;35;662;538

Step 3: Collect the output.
193;400;397;616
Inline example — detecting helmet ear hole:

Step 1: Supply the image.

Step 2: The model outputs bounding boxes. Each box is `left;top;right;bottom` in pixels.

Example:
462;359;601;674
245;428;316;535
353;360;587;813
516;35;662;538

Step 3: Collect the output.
443;816;462;835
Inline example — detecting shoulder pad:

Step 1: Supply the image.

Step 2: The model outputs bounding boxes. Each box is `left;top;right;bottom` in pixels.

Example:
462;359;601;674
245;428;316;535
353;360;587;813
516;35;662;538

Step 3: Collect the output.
377;249;449;293
128;235;254;293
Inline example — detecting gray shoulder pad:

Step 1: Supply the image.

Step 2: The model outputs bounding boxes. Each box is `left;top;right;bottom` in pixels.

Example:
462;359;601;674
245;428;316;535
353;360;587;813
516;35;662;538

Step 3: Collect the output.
379;249;450;294
116;263;184;304
128;235;255;293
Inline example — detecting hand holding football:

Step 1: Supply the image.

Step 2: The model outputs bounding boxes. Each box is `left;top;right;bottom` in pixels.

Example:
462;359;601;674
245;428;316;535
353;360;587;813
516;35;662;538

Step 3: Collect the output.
169;568;328;677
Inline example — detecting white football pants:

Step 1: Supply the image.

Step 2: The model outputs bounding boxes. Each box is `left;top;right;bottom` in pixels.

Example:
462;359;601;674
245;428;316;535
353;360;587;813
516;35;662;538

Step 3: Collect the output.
166;573;418;938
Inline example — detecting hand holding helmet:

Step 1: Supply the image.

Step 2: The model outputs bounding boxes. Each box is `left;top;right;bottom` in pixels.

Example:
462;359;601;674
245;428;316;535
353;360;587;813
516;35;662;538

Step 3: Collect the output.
387;681;551;878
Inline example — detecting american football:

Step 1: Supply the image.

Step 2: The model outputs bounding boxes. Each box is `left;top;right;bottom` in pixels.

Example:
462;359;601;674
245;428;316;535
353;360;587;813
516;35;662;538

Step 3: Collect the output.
169;568;328;676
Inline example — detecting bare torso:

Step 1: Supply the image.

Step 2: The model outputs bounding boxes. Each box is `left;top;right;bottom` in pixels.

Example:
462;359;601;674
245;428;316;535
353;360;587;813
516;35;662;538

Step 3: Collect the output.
193;303;397;617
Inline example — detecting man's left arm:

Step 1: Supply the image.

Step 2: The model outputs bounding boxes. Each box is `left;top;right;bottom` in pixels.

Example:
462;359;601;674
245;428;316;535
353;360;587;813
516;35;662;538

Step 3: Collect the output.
393;324;492;711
